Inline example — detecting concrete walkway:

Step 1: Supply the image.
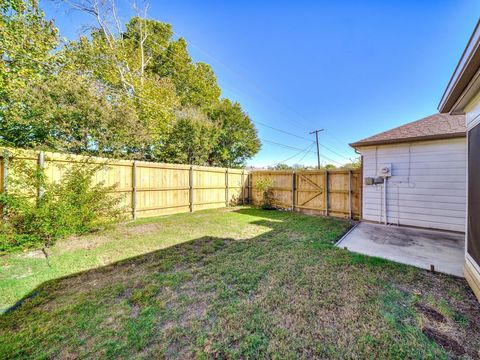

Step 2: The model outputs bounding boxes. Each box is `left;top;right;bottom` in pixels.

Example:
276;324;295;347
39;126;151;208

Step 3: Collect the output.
336;222;465;277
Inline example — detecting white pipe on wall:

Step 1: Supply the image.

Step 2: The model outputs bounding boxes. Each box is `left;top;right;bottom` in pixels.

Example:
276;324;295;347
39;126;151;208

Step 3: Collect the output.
384;178;388;225
378;184;383;224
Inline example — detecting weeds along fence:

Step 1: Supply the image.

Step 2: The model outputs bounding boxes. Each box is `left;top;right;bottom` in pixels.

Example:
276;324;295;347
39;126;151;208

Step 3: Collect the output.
0;148;250;219
250;170;362;220
0;148;361;220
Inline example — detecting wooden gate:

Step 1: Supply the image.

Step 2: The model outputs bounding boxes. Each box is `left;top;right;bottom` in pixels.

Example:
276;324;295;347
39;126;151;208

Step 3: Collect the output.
251;169;361;220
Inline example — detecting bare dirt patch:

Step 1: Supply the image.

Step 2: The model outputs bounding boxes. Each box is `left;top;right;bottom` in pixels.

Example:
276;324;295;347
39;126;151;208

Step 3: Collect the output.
422;327;465;357
19;250;45;259
3;208;479;359
121;223;162;237
130;304;140;318
394;274;480;359
415;303;446;323
56;234;111;252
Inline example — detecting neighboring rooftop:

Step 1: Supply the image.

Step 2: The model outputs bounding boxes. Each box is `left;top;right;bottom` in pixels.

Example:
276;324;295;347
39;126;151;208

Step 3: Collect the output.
350;113;466;148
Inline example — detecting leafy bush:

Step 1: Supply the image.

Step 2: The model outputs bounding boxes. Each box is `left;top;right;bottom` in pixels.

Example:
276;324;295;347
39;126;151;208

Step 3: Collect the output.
255;177;274;210
0;160;125;254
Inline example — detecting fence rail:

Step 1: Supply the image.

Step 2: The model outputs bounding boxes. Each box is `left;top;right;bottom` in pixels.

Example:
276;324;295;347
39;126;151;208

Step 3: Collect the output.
0;148;361;221
0;149;250;219
250;169;362;220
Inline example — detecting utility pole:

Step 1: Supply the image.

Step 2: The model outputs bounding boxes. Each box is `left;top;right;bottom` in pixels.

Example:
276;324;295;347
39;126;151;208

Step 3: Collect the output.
309;129;324;169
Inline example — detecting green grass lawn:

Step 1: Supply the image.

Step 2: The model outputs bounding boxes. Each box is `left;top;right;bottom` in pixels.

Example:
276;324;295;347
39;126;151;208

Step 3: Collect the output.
1;207;479;359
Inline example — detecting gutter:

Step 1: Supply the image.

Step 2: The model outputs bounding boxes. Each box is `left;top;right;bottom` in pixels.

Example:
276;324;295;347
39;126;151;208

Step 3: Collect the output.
349;132;466;149
438;19;480;113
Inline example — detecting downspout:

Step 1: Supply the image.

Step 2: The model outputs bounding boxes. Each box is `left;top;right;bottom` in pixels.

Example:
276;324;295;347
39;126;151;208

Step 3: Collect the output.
384;177;388;225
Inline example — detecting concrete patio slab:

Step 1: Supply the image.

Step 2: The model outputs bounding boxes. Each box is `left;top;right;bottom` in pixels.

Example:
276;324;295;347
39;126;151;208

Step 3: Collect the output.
336;222;465;277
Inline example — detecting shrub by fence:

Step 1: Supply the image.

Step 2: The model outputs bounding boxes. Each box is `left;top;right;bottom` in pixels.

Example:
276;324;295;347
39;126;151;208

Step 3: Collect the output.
0;148;361;221
0;148;249;220
250;169;362;220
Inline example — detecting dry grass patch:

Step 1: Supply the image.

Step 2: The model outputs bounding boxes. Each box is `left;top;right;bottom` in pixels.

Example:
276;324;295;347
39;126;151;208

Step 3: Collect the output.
1;207;479;359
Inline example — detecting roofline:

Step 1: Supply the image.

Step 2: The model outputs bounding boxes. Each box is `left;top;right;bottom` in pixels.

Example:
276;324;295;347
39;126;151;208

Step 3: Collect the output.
438;19;480;113
349;132;466;149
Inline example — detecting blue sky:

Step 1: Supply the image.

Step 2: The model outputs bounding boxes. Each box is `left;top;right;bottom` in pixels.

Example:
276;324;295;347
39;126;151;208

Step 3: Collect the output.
42;0;480;167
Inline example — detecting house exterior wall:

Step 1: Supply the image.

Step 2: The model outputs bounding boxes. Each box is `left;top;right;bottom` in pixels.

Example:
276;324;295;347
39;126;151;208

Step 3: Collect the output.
464;92;480;300
358;138;466;232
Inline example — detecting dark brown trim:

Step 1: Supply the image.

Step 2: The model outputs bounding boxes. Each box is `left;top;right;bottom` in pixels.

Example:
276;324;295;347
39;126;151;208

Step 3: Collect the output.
468;123;480;267
350;132;466;148
439;20;480;113
359;155;363;220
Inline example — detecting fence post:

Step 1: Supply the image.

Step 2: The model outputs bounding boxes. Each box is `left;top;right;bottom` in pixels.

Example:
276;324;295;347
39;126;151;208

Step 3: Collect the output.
189;165;194;212
225;168;229;207
37;151;45;199
248;173;252;204
132;160;137;220
241;170;245;205
2;154;8;219
292;171;296;211
325;170;329;216
348;170;352;219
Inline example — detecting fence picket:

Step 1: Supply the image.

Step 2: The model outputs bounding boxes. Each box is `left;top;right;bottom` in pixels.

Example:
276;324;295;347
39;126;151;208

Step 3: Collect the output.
0;147;361;221
0;148;250;220
250;169;361;220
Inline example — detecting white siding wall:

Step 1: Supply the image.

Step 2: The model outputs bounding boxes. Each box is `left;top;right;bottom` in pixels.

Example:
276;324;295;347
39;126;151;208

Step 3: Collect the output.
359;138;466;232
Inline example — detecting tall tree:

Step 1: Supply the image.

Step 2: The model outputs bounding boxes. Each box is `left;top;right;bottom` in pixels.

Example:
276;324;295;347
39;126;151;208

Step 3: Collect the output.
0;0;58;147
149;36;221;109
63;23;180;149
208;99;261;168
159;108;217;165
2;0;261;166
23;73;147;156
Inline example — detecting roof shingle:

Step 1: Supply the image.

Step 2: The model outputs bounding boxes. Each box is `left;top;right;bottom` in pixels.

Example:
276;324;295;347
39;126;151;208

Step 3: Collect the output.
350;113;466;148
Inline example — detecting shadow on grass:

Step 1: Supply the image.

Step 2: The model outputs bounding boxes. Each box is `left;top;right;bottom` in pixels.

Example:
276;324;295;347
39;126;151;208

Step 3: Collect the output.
2;208;351;315
2;208;472;359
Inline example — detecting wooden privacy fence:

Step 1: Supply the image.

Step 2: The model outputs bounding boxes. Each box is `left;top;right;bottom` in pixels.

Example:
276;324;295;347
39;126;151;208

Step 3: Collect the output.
0;148;361;221
250;169;362;219
0;148;249;219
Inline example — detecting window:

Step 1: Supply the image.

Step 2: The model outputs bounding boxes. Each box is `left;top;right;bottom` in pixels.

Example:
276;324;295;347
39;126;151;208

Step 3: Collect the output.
468;123;480;265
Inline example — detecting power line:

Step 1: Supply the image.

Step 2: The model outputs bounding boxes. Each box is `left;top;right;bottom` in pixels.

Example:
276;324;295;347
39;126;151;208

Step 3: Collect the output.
320;142;352;161
262;139;314;153
2;44;355;165
324;129;351;148
255;121;312;142
296;143;315;164
6;10;354;157
266;142;315;168
318;152;342;166
183;37;356;148
152;34;359;161
254;120;353;160
309;129;324;169
4;30;355;154
261;138;343;166
185;39;312;132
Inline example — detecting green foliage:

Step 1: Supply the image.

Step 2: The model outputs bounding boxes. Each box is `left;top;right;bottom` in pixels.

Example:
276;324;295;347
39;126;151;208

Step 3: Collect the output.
269;163;315;170
0;160;125;253
208;99;261;167
159;108;217;165
271;163;291;170
151;35;221;109
0;0;58;147
19;73;145;155
2;208;473;358
1;1;260;166
255;177;274;209
341;158;361;169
